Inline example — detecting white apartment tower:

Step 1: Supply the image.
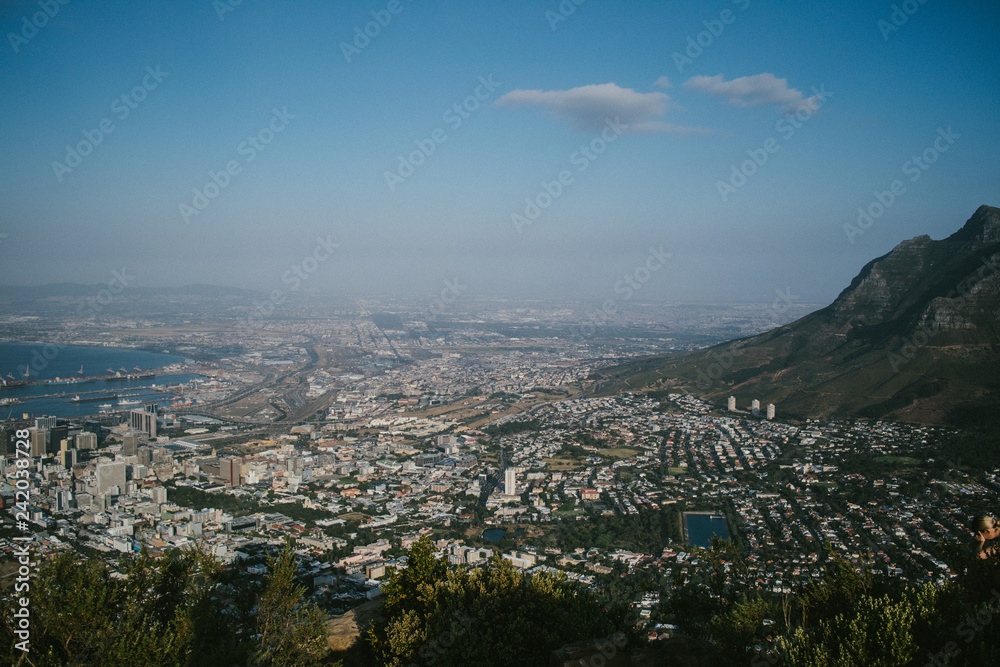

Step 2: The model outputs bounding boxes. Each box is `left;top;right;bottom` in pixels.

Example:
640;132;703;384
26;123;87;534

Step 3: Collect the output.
504;467;517;496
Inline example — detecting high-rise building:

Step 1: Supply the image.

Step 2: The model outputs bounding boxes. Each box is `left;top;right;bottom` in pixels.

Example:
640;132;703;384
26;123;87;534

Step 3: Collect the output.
122;432;141;457
96;461;127;496
727;396;737;411
150;486;167;504
220;456;243;487
48;425;68;454
29;428;47;458
129;409;157;438
751;399;761;411
35;416;57;431
137;446;152;465
59;439;73;466
504;467;517;496
766;403;776;420
60;449;77;469
83;420;103;445
75;432;97;451
0;427;13;456
55;490;74;511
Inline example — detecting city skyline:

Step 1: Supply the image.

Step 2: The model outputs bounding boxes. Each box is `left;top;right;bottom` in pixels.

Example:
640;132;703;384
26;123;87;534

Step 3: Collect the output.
1;0;998;305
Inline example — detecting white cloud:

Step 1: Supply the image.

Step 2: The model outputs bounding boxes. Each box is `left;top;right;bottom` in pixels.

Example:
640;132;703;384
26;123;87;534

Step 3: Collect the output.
496;82;706;134
653;76;672;89
683;73;820;112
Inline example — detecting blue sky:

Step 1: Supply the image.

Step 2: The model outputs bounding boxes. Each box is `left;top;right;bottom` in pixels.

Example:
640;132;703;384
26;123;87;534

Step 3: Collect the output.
1;0;997;306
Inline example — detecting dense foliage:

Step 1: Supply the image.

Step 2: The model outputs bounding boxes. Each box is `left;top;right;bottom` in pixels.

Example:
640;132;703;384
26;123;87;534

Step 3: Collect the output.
483;419;541;437
0;542;332;666
166;485;331;526
547;506;682;553
365;536;634;666
672;538;1000;666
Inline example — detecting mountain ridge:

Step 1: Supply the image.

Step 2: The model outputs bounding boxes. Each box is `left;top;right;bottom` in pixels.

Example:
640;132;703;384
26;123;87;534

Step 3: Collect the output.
596;204;1000;426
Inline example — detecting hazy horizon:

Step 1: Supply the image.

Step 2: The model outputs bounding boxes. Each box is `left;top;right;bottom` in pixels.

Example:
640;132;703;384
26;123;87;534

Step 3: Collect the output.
2;1;998;306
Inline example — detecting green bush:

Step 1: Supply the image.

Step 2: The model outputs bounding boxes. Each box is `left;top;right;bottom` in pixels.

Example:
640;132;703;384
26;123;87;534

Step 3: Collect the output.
366;537;634;666
0;543;333;666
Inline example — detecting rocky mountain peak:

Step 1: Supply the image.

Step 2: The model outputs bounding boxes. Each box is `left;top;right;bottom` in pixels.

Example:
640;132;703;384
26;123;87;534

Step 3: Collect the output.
951;204;1000;246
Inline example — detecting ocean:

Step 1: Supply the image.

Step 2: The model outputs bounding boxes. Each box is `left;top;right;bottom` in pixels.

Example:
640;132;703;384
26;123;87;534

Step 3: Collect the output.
0;342;198;420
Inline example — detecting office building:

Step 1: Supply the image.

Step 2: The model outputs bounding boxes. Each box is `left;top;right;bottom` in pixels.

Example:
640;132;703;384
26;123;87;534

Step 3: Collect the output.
29;428;47;458
150;486;167;504
55;490;74;512
59;438;73;468
220;456;243;487
75;431;97;451
129;409;157;438
122;431;141;457
0;428;12;456
35;416;57;431
48;425;68;454
83;420;103;445
60;448;77;469
96;461;127;496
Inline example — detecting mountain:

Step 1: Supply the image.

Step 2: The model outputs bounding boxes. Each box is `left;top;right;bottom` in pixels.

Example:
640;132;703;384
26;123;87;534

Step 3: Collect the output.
596;205;1000;426
0;283;256;301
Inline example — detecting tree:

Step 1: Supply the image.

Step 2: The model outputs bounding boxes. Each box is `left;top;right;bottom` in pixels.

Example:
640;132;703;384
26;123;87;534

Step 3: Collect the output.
0;543;334;666
0;546;246;666
367;537;634;666
253;541;331;666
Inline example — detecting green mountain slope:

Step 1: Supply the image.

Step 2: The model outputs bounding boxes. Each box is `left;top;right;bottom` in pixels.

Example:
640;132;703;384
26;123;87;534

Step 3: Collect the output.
596;205;1000;426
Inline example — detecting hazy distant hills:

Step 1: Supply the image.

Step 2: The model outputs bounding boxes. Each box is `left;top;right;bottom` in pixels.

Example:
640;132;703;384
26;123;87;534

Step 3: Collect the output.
0;283;255;301
597;205;1000;427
